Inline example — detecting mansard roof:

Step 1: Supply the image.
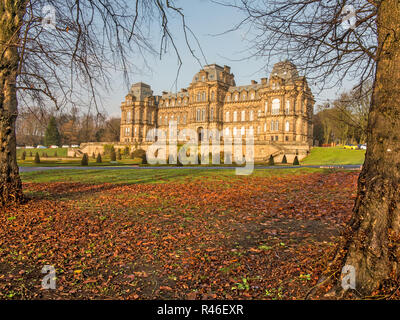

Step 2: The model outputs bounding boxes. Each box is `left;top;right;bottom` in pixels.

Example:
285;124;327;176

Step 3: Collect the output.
129;82;153;101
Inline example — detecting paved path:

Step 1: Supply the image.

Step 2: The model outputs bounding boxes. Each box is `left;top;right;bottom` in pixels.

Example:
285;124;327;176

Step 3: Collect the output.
19;165;362;173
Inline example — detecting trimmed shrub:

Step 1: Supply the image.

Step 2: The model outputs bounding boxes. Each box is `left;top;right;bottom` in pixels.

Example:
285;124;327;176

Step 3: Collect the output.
130;152;135;160
29;151;32;157
81;153;89;166
34;153;40;164
282;155;287;164
96;153;102;163
54;151;58;157
124;146;130;156
110;146;117;162
293;156;300;165
92;152;96;159
268;155;275;166
132;148;147;164
21;151;26;161
117;149;122;160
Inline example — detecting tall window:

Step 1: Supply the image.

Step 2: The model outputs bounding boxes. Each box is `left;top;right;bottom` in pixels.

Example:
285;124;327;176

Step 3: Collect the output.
196;109;201;122
177;115;180;124
233;111;238;122
272;98;280;115
235;94;238;101
171;100;175;106
265;101;268;114
210;108;214;121
164;116;168;125
264;123;267;132
225;127;230;136
226;111;230;122
241;110;246;121
250;110;254;121
202;92;206;101
201;109;206;121
233;127;237;136
126;111;131;122
183;114;187;124
274;121;279;131
285;121;290;132
211;92;215;101
286;100;290;113
197;93;201;102
258;109;261;118
270;120;274;131
251;92;255;100
249;126;254;136
241;126;245;135
227;94;231;102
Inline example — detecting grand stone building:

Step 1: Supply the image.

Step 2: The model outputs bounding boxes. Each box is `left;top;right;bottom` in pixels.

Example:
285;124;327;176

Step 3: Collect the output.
119;61;314;162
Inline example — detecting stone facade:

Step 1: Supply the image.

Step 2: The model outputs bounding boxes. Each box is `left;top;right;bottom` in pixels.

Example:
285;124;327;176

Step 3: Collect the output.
119;61;314;162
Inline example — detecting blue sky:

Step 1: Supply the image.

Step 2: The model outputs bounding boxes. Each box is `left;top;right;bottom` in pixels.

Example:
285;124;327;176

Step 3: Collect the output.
103;0;350;118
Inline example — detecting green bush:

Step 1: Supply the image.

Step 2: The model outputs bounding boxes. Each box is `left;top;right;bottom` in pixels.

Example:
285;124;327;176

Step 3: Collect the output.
29;151;32;157
54;151;58;157
21;151;26;161
268;155;275;166
117;149;122;160
110;146;117;162
293;156;300;165
132;149;147;164
81;153;89;166
96;153;102;163
103;144;114;156
130;152;135;160
282;155;287;164
124;146;130;156
34;153;40;164
92;152;96;159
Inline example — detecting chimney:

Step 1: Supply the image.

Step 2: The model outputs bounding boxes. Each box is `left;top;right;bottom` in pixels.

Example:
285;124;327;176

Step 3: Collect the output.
261;78;267;85
251;80;258;85
223;65;231;74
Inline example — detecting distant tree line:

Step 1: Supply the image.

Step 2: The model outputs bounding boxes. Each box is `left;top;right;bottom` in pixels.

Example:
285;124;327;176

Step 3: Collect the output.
16;107;120;146
313;83;371;146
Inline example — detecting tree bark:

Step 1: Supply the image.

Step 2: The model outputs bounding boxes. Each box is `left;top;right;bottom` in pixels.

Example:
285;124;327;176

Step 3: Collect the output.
337;0;400;297
0;1;27;206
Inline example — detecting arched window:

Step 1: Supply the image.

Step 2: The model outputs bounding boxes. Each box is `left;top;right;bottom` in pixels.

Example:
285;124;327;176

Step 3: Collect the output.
126;111;131;122
272;98;280;115
235;94;239;101
251;92;255;100
258;109;261;118
202;92;206;101
241;126;245;135
286;100;290;113
250;110;254;121
210;108;214;121
226;111;230;122
164;115;168;125
225;127;230;136
275;121;279;131
249;126;254;136
233;127;237;136
211;91;215;101
227;94;231;102
201;108;206;121
241;110;246;121
233;111;238;122
197;93;201;102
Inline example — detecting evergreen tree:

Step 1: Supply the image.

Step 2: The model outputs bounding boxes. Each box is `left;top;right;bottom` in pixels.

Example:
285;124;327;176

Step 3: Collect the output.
34;153;40;164
282;155;287;164
293;156;300;165
268;155;275;166
81;153;89;166
44;116;61;146
96;153;102;163
21;151;26;161
110;146;117;161
92;152;96;159
117;149;122;160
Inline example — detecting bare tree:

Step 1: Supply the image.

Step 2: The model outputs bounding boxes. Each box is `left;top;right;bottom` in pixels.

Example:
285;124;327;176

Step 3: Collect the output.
219;0;400;297
0;0;199;206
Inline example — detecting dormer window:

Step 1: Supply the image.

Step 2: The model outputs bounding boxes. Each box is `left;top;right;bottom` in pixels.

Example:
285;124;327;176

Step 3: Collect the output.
202;75;205;82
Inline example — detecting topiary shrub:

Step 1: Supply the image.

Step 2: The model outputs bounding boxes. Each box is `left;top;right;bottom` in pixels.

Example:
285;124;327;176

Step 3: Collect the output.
124;146;130;157
29;151;33;157
293;156;300;165
282;155;287;164
117;149;122;160
132;148;147;164
81;153;89;166
96;153;102;163
92;152;96;159
268;155;275;166
110;146;117;161
21;151;26;161
34;153;40;164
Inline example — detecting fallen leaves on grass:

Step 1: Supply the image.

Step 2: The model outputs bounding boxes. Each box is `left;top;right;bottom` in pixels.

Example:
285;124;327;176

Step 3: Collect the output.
0;171;359;300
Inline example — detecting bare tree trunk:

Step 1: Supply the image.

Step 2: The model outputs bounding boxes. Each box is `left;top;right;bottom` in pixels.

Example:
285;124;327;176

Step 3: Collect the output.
0;1;27;206
336;0;400;296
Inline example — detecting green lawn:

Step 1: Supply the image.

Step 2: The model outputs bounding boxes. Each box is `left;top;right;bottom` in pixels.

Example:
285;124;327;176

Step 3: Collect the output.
301;147;366;165
20;167;328;184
